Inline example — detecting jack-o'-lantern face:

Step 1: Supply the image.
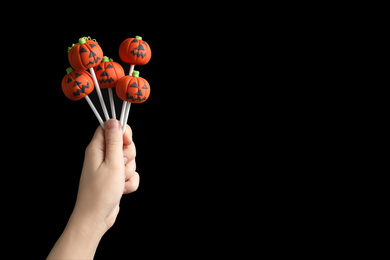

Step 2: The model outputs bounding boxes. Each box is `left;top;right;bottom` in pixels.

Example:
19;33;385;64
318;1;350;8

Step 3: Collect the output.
119;36;151;65
62;68;95;101
125;79;150;102
131;40;148;58
68;37;103;70
94;57;125;88
116;71;150;104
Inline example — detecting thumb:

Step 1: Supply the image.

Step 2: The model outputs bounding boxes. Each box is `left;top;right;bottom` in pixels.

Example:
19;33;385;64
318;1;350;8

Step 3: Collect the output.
104;119;123;165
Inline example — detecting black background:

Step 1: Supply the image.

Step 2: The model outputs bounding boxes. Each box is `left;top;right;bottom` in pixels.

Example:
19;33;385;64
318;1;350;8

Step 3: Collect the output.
0;5;352;259
0;12;246;259
0;4;318;259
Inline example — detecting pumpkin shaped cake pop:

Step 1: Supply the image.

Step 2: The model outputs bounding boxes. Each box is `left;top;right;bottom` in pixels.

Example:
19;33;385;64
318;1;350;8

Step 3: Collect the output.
119;36;151;65
68;36;110;121
68;36;103;71
94;56;125;88
116;70;150;104
61;67;104;128
62;67;94;101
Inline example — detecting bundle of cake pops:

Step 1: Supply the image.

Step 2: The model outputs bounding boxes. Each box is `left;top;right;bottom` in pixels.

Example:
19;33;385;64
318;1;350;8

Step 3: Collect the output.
61;36;151;133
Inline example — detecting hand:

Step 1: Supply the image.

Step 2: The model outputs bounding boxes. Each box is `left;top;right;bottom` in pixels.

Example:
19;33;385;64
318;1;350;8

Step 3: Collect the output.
73;119;139;232
47;120;139;259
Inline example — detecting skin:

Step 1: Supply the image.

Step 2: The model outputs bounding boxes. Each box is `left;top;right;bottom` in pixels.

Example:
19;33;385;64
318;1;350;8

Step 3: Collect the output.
47;119;139;259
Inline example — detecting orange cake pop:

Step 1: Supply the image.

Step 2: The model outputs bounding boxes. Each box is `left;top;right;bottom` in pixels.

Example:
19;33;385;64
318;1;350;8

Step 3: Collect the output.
61;67;104;128
116;70;150;104
68;36;109;121
119;36;151;66
116;70;150;133
94;56;125;119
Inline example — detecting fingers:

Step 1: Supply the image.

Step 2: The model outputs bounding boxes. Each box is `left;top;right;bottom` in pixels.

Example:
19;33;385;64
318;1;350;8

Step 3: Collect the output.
84;125;105;166
90;124;105;148
123;124;136;166
123;139;136;164
123;172;140;194
87;121;138;194
86;123;135;171
104;120;124;165
125;159;136;180
122;124;137;194
123;124;133;146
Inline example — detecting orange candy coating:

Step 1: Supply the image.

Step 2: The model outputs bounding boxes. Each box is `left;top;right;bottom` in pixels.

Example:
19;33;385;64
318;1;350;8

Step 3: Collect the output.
119;36;151;65
68;37;103;70
116;71;150;103
93;57;125;89
62;68;95;101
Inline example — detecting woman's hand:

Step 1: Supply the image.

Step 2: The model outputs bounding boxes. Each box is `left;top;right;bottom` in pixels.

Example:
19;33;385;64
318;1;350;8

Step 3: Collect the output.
47;120;139;259
74;119;139;231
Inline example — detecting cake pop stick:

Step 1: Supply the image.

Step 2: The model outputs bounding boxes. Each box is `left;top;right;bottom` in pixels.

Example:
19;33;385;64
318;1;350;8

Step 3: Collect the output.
116;70;151;133
68;36;110;121
122;103;132;134
108;88;116;119
119;101;127;128
61;67;104;129
89;68;110;121
93;56;125;119
85;96;105;128
129;64;135;76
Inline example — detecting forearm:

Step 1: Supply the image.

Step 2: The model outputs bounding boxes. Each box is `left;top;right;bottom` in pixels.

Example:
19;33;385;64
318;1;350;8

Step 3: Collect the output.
47;211;106;259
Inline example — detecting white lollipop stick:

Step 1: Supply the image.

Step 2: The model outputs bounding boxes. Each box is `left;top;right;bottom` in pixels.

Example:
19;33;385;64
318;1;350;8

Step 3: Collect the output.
129;65;135;78
120;101;127;128
85;96;105;129
89;68;110;121
108;88;116;119
122;102;131;134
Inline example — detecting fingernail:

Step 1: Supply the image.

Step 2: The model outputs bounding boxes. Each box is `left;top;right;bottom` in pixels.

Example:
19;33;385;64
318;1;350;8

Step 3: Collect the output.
123;157;129;164
106;120;119;130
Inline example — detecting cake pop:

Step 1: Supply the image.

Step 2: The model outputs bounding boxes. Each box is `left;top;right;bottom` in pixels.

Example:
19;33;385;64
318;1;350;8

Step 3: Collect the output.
94;56;125;119
68;37;103;70
116;70;150;103
68;36;110;121
61;67;104;128
119;36;151;66
116;70;150;133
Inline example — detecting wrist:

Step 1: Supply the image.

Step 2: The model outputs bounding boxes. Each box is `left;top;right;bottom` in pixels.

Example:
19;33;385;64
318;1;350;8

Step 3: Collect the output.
47;210;106;259
68;209;107;238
